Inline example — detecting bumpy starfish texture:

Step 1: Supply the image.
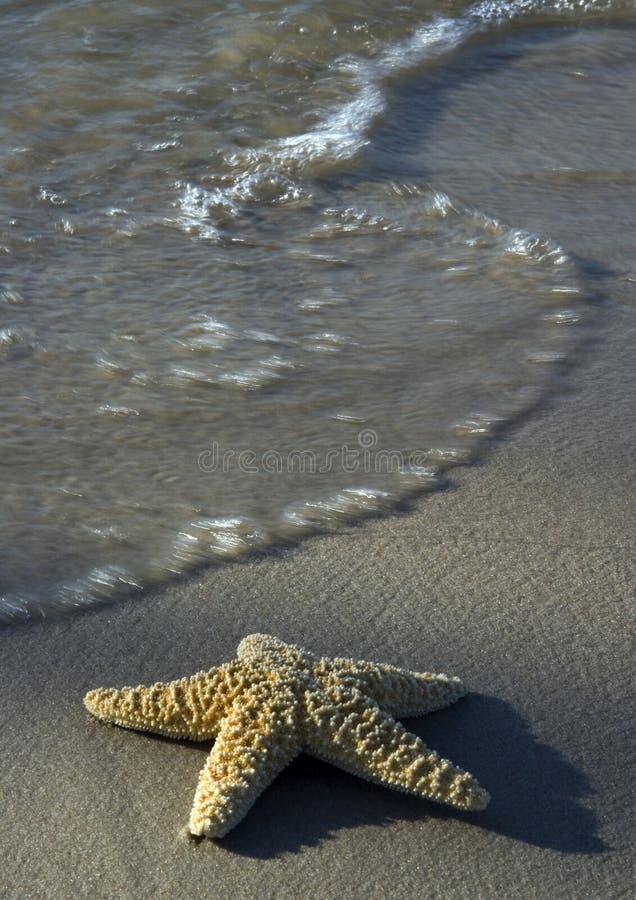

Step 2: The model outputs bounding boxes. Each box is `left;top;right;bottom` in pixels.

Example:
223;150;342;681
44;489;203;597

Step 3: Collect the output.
84;633;489;838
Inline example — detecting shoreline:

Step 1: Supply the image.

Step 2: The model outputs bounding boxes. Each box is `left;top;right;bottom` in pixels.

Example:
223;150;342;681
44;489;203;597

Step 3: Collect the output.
2;21;635;899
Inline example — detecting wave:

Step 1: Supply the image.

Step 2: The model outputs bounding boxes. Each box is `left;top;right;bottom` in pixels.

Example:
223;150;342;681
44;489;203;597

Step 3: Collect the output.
173;0;623;239
1;0;628;622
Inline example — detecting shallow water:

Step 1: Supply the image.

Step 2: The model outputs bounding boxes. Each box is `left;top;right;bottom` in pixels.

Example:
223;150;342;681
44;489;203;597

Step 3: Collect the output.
1;0;634;621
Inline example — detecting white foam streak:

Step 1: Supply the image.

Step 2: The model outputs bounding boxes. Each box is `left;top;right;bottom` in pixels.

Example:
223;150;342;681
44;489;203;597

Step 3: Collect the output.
175;0;605;238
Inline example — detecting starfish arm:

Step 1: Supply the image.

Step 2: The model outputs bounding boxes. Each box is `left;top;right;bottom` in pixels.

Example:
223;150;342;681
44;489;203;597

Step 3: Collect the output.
305;684;489;812
327;657;465;717
84;661;245;740
189;680;300;838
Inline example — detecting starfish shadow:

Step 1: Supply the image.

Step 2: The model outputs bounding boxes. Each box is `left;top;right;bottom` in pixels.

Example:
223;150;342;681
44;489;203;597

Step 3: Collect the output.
409;693;605;854
179;693;603;858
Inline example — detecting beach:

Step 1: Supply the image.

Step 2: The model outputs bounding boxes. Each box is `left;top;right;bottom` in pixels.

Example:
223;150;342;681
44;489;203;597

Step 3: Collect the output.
2;282;634;897
1;7;635;898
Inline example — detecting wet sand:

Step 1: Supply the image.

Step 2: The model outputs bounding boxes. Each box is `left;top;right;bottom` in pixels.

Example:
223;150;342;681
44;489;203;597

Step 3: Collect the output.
1;290;633;898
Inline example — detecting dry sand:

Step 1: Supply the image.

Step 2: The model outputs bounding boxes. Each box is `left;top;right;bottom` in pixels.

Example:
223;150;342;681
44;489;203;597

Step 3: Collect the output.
1;292;634;898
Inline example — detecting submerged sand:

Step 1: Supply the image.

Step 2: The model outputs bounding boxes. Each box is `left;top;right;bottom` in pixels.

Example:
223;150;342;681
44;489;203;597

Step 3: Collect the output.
1;291;633;897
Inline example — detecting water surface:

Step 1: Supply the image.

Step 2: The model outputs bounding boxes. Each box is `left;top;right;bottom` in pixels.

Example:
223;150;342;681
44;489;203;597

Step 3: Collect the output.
1;0;634;621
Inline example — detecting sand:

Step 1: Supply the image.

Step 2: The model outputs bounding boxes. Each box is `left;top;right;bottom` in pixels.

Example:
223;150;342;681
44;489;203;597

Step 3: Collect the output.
1;289;634;898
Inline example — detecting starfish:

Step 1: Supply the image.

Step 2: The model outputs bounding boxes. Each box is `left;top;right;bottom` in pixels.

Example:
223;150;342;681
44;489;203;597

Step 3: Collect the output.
84;633;489;838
